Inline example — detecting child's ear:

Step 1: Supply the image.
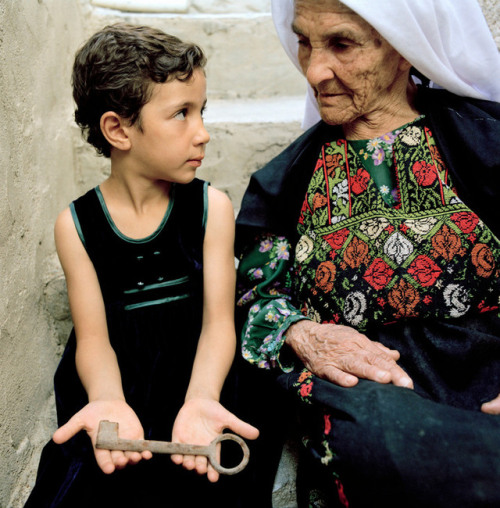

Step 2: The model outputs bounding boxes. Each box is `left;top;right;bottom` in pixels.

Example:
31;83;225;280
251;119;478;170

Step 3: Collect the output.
100;111;131;151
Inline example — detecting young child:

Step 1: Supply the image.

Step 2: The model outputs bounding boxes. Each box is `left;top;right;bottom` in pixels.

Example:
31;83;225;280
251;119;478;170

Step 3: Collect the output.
25;23;258;507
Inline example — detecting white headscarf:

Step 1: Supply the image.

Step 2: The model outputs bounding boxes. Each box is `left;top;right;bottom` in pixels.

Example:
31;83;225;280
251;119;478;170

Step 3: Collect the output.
271;0;500;129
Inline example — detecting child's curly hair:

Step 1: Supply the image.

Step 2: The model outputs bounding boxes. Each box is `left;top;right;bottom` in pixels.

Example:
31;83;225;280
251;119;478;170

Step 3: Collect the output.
72;23;206;157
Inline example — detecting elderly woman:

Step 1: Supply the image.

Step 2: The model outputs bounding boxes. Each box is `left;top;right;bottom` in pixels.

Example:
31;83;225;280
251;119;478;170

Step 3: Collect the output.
235;0;500;506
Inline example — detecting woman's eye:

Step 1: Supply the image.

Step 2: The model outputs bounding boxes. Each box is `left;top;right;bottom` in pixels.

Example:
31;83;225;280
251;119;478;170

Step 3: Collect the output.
174;109;187;120
331;38;352;50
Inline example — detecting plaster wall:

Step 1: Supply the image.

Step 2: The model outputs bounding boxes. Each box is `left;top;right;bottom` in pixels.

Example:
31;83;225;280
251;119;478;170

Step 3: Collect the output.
0;1;89;506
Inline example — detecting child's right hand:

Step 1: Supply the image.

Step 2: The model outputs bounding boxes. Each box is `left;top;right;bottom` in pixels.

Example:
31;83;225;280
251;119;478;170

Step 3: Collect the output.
52;400;152;474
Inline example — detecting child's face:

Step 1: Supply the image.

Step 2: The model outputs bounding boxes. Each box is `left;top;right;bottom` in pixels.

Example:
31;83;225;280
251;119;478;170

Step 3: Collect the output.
126;68;209;184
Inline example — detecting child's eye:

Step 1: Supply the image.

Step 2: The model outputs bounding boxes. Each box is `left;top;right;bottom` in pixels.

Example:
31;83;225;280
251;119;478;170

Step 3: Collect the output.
174;109;187;120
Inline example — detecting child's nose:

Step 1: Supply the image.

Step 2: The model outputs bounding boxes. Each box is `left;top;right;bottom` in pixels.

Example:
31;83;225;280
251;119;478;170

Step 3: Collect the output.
196;122;210;145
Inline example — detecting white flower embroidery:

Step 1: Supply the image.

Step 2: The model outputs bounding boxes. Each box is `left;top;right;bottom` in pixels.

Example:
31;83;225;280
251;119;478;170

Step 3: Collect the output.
331;214;347;225
343;291;367;326
405;217;437;235
305;300;322;323
443;284;470;318
296;235;314;263
360;217;390;239
384;232;414;265
332;179;349;206
400;126;421;146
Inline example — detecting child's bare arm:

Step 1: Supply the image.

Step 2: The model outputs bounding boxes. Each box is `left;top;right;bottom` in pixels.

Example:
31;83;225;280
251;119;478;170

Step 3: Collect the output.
52;208;151;473
171;187;259;481
188;186;238;401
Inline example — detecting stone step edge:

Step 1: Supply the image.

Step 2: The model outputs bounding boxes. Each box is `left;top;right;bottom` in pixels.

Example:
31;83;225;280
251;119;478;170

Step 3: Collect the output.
91;7;272;20
204;96;305;124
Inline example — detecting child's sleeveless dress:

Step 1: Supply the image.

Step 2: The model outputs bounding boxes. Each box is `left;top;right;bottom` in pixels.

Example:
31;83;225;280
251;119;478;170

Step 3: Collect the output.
25;178;235;507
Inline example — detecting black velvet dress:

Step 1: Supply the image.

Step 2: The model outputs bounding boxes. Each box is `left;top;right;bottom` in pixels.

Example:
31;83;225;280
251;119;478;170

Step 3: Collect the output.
25;179;236;507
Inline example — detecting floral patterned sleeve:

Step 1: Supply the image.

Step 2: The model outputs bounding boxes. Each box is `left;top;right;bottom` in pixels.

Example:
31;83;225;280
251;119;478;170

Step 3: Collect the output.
236;233;309;371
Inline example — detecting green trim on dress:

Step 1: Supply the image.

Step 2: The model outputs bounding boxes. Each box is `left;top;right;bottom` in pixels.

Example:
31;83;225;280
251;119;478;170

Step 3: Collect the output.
70;201;86;249
95;185;175;244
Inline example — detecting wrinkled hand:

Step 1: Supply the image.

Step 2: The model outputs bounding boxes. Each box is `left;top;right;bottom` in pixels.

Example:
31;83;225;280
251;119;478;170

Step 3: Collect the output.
481;393;500;415
52;400;152;474
286;320;413;389
171;398;259;482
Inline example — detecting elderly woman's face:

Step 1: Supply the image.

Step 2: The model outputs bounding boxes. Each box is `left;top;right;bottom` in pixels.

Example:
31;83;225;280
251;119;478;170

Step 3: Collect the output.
293;0;409;127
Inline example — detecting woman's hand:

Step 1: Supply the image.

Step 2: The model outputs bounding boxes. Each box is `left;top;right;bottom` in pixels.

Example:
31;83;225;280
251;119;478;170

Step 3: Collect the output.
52;400;152;474
171;398;259;483
481;393;500;415
285;320;414;389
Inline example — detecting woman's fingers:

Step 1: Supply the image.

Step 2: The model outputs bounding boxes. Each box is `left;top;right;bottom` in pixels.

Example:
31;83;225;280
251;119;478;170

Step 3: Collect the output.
289;321;413;388
481;393;500;414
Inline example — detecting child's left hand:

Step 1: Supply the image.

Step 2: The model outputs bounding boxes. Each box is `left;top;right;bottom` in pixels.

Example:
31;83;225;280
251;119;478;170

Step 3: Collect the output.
171;398;259;482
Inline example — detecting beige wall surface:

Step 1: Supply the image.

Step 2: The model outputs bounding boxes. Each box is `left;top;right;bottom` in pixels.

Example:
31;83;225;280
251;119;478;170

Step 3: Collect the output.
0;1;498;507
0;1;87;506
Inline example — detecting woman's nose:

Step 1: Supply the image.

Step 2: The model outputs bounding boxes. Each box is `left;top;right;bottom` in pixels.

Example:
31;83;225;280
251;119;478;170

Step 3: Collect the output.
305;48;335;88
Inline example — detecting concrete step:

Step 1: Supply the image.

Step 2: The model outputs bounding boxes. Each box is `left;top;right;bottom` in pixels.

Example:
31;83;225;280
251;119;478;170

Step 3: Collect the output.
91;0;272;14
85;9;305;100
199;96;305;210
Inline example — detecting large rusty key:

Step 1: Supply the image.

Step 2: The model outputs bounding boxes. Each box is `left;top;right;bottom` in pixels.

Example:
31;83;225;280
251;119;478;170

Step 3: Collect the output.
96;420;249;475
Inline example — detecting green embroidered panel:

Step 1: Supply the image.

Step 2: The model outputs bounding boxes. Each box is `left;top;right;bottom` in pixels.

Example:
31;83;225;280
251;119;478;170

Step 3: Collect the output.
295;118;499;330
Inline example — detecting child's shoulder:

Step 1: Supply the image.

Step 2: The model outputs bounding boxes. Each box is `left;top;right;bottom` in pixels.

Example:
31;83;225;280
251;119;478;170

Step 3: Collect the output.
207;185;232;210
54;187;99;241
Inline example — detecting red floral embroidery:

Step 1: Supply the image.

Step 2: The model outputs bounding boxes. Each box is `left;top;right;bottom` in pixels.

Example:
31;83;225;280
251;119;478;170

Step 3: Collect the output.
408;255;442;287
315;261;337;293
431;224;464;262
298;197;309;225
351;168;370;194
451;212;479;234
388;279;421;318
300;382;313;397
363;258;394;290
468;232;477;243
335;479;350;507
324;414;332;435
324;228;350;250
478;301;499;313
471;243;496;278
412;161;437;186
343;236;370;269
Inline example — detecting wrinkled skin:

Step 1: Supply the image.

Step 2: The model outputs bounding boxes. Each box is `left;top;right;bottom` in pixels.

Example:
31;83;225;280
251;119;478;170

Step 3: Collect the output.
286;0;500;412
293;0;417;139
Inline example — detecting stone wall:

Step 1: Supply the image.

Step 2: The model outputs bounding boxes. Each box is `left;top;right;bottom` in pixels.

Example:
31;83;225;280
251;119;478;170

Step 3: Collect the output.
0;1;89;506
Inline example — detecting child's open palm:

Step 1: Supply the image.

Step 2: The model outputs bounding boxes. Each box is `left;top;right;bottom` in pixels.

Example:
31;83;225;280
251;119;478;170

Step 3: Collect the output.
171;398;259;483
52;400;152;474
